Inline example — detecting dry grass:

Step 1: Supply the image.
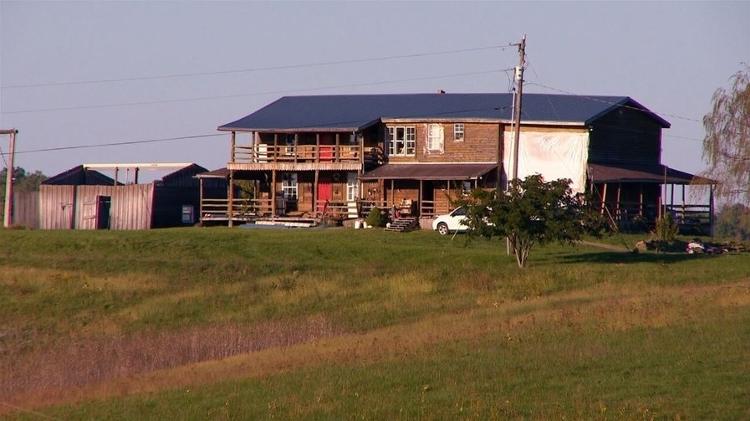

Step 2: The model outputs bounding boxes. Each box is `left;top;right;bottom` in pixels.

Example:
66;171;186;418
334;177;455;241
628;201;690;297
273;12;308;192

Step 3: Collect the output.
0;315;341;410
6;279;748;413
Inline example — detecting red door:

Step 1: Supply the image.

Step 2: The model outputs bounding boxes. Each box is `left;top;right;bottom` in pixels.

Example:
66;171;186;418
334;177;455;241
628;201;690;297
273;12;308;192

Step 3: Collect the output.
317;181;333;212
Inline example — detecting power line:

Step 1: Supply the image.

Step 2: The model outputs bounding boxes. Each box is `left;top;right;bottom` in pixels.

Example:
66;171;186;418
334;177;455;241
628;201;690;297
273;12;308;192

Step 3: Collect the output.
0;133;223;156
0;44;516;90
0;102;512;157
3;68;513;114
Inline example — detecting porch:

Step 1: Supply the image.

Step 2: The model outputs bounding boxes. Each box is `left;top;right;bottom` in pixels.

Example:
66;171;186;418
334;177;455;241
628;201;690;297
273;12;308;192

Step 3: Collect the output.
588;163;717;234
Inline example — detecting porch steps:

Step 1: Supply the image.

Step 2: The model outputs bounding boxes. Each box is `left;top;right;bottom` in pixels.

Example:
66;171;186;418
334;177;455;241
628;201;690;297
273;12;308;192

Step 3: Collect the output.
254;218;318;228
384;217;419;232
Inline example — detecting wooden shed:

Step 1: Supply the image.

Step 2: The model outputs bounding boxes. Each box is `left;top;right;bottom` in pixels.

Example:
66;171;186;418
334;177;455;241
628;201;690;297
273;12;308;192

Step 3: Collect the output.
29;163;207;230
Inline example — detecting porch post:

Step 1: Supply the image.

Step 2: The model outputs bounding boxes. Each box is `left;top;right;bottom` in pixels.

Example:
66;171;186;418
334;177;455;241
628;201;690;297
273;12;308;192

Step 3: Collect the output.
228;170;234;227
600;183;608;215
709;184;715;237
335;133;340;162
418;179;423;216
615;183;621;221
134;168;140;184
316;133;320;163
390;179;395;206
273;134;278;163
359;132;364;168
199;178;204;224
230;131;236;162
314;170;319;216
271;170;277;219
670;183;675;212
294;134;299;164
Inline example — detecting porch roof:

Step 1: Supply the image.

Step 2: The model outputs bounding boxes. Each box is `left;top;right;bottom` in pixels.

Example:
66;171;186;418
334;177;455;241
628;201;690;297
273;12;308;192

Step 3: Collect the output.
360;163;497;181
588;163;715;185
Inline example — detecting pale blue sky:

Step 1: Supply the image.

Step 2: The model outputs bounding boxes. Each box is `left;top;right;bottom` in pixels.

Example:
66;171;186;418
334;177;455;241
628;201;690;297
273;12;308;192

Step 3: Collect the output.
1;1;748;178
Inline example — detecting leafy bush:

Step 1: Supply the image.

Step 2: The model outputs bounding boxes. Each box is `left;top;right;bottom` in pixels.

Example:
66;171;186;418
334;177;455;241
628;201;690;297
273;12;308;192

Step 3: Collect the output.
654;213;679;242
365;207;387;227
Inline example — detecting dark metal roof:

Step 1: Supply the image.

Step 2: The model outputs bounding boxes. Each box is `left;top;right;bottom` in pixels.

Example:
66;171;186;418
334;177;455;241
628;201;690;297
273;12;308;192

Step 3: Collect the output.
588;163;715;185
42;165;118;186
361;163;497;181
159;163;208;187
195;168;229;179
218;93;670;132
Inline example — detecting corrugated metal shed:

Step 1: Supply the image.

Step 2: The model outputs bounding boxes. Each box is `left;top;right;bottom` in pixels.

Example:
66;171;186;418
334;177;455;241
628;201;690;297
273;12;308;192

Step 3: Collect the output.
39;185;76;229
12;191;39;229
218;93;670;132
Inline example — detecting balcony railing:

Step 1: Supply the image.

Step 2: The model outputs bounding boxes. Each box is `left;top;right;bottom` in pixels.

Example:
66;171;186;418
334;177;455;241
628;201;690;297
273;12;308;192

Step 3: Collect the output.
232;144;382;164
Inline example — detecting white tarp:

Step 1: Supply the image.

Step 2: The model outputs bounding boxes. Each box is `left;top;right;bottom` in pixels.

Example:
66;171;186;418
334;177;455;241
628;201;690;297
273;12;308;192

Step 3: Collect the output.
502;129;589;193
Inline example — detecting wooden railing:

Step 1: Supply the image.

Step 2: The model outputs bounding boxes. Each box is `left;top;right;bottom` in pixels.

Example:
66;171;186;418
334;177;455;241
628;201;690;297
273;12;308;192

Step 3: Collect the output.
233;144;381;164
200;198;273;220
590;199;712;234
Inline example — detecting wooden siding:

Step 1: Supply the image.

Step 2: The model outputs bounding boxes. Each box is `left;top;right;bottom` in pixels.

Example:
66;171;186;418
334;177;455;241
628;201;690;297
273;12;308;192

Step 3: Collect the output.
74;184;154;230
386;122;499;163
39;185;76;229
12;191;39;229
588;106;662;165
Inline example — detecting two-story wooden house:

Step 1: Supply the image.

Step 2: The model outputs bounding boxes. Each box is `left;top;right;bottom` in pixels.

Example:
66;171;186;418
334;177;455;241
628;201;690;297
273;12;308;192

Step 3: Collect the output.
206;93;713;231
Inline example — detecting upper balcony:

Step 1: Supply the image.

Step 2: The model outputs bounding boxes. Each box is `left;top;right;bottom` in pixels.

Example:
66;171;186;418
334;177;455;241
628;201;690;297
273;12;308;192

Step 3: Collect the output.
228;143;383;171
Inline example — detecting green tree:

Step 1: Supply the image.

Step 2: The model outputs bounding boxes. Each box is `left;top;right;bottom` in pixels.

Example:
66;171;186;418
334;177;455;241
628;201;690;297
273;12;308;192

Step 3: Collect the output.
0;167;47;220
702;65;750;204
458;175;591;268
715;203;750;240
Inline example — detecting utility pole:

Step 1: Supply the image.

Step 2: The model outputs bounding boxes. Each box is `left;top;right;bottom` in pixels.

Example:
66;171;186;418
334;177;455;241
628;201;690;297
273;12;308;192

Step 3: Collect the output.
509;35;526;183
2;129;18;228
506;36;526;256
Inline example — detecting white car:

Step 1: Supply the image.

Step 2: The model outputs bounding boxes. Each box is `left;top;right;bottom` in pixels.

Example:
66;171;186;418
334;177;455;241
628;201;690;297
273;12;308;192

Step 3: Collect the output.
432;207;469;235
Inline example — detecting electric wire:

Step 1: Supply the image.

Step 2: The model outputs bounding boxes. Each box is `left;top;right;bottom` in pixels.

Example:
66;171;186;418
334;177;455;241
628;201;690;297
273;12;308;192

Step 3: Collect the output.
3;68;514;114
0;133;224;156
1;44;517;89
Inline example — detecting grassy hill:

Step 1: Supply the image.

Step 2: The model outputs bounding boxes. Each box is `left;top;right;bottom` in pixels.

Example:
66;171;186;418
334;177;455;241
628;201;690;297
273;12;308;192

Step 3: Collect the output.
1;228;748;419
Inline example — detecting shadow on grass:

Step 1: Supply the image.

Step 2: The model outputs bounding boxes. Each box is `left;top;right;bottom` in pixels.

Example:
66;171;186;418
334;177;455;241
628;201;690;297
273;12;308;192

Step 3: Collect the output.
559;251;721;265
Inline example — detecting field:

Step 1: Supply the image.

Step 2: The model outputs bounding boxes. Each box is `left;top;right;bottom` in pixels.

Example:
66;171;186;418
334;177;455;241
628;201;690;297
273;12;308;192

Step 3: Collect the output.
0;227;748;419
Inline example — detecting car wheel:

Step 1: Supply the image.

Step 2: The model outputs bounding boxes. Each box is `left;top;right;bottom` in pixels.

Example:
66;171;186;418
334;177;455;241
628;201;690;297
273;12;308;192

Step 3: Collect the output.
437;222;449;236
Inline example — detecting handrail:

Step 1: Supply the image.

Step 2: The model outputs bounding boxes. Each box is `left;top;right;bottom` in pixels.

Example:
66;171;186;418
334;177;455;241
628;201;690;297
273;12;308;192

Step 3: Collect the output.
232;144;371;163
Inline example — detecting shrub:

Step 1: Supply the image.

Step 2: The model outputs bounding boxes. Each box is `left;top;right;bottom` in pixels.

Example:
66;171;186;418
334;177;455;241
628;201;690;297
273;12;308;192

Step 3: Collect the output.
654;213;679;242
366;207;386;227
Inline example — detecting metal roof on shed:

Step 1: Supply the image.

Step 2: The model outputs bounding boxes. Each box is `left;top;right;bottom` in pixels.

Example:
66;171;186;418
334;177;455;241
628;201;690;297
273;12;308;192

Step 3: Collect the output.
218;93;670;132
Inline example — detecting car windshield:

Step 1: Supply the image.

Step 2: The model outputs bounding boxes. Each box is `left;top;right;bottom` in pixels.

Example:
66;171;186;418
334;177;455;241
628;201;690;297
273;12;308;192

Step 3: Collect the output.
451;207;466;216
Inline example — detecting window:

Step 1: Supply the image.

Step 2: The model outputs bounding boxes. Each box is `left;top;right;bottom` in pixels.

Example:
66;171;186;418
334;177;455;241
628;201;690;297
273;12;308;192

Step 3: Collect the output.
282;173;298;200
427;124;444;153
346;173;358;202
387;126;415;156
454;123;464;141
181;205;194;224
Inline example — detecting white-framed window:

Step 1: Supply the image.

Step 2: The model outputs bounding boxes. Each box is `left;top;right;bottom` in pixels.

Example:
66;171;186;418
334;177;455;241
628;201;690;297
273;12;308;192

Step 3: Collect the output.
346;173;358;202
454;123;464;142
181;205;194;224
282;173;298;199
387;126;416;156
427;124;444;153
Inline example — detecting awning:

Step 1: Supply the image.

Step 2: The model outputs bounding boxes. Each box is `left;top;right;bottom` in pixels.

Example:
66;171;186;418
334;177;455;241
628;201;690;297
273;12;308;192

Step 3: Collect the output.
360;163;497;181
588;163;715;185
